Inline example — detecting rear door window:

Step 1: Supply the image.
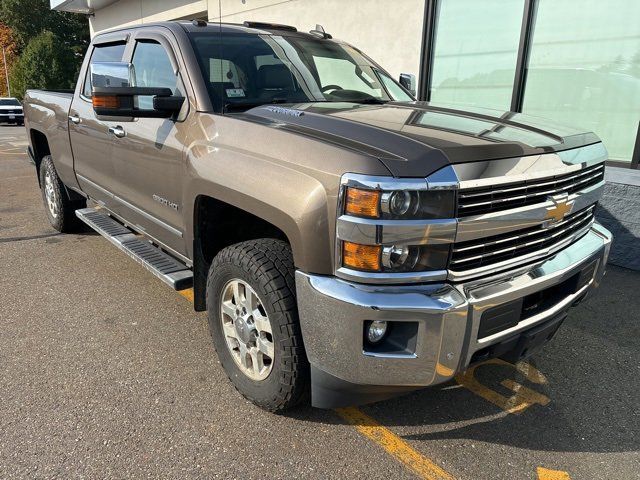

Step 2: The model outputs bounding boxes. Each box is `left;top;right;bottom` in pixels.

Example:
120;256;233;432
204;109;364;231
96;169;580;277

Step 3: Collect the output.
82;42;126;98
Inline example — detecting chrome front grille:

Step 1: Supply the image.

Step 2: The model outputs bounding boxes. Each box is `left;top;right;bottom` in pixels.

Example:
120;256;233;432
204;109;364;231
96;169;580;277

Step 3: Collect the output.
458;163;604;216
450;205;595;271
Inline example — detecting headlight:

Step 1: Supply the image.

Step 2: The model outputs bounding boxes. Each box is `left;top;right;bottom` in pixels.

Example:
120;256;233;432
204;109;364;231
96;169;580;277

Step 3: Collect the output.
381;245;418;270
342;242;449;273
338;172;457;280
345;188;455;220
382;191;415;216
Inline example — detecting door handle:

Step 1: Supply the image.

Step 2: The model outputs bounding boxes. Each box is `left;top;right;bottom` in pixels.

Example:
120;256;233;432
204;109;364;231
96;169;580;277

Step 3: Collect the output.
108;126;126;138
68;115;81;124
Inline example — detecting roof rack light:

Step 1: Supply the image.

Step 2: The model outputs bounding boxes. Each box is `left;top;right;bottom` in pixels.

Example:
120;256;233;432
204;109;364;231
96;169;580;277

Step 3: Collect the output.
243;21;297;32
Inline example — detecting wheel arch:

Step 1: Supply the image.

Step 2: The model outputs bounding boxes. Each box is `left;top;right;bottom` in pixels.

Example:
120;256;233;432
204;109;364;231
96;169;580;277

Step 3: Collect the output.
189;189;333;312
29;128;51;186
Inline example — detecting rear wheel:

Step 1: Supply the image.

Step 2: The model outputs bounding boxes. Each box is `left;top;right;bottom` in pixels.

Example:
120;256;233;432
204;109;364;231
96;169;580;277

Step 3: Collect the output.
206;239;309;412
39;155;85;232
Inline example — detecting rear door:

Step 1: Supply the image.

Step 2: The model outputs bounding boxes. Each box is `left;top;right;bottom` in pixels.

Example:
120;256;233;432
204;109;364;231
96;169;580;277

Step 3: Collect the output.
69;34;128;209
107;29;190;257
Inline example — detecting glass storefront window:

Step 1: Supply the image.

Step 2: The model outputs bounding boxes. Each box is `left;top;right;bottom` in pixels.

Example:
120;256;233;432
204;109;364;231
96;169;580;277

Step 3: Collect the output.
522;0;640;163
429;0;525;110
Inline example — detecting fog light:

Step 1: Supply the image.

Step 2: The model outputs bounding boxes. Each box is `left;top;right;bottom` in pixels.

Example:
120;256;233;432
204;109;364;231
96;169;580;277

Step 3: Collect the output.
366;320;388;344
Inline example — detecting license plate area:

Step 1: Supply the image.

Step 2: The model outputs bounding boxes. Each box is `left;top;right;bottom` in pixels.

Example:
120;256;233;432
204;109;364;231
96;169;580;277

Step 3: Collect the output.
477;259;598;339
471;312;566;365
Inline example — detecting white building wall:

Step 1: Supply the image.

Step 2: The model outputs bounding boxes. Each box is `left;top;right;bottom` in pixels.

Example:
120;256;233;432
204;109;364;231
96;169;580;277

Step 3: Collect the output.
87;0;425;83
89;0;208;36
212;0;425;82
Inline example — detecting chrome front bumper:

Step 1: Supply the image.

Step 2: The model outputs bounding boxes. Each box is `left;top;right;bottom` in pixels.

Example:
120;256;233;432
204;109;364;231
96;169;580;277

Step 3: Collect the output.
296;223;612;408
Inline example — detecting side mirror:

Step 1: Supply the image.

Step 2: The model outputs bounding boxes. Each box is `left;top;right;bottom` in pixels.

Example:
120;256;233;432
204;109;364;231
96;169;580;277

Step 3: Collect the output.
399;73;417;97
92;86;185;118
90;62;184;119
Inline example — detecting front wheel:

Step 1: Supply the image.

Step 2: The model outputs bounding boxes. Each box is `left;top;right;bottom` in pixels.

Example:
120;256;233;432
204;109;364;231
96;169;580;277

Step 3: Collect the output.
206;239;309;412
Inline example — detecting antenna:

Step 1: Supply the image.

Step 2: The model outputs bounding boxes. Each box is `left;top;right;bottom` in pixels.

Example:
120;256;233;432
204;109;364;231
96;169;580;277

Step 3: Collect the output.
309;24;332;39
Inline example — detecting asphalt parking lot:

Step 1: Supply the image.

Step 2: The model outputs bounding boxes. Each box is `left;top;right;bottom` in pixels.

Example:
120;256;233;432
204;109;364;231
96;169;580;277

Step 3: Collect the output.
1;124;639;479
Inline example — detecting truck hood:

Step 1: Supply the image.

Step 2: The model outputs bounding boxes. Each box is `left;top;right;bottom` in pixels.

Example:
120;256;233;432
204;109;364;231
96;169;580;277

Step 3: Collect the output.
241;101;600;177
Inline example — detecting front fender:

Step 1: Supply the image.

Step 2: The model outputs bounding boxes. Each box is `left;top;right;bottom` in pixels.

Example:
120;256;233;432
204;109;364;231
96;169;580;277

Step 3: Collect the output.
184;144;336;275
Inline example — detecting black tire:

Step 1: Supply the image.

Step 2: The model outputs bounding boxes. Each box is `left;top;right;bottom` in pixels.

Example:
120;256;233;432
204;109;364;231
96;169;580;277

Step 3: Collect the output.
206;239;309;412
39;155;85;232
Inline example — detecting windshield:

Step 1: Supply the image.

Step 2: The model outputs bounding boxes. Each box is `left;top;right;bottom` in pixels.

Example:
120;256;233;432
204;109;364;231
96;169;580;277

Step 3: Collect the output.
0;99;21;106
189;32;413;112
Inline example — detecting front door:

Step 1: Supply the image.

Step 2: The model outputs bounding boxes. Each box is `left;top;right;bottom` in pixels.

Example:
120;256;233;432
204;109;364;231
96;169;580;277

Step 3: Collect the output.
107;31;189;257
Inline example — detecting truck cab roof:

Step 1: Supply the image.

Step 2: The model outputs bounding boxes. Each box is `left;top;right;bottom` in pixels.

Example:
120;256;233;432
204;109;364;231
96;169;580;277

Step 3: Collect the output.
93;19;339;43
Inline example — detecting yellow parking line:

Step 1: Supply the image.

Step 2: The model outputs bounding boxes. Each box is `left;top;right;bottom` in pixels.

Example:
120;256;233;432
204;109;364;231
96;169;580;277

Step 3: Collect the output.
178;287;194;302
336;407;455;480
455;359;550;414
537;467;571;479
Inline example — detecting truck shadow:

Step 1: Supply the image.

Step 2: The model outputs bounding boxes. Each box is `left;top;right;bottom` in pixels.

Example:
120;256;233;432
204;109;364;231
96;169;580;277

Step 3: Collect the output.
290;265;640;455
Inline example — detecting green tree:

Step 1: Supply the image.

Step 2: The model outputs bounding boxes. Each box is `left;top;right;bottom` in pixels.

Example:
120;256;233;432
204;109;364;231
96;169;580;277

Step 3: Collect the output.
0;0;89;53
9;31;76;98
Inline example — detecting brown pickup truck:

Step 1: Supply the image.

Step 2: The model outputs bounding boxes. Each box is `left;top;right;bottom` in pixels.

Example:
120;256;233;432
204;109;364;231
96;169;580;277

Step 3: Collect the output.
23;20;612;411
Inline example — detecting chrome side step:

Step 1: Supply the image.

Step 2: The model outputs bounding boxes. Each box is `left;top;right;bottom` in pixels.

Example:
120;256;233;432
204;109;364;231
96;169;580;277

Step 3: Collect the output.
76;208;193;290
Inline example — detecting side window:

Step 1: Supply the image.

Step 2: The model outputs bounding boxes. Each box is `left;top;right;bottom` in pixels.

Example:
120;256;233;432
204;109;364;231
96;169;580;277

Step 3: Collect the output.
83;42;126;98
131;40;179;109
377;71;413;101
312;56;382;97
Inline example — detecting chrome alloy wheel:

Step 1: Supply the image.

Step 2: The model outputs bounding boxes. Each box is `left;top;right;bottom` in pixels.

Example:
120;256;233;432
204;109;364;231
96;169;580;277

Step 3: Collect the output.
220;279;275;381
44;171;58;218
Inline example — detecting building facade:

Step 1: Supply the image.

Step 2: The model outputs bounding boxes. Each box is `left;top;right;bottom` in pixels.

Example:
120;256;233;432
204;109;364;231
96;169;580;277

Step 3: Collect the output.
51;0;639;168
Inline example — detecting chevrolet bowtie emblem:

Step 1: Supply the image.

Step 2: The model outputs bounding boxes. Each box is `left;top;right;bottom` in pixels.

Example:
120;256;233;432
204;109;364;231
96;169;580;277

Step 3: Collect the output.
545;194;574;224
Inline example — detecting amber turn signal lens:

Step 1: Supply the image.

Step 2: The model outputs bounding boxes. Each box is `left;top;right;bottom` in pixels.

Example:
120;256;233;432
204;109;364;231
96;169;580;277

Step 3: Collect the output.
92;95;119;109
342;241;381;271
345;187;380;218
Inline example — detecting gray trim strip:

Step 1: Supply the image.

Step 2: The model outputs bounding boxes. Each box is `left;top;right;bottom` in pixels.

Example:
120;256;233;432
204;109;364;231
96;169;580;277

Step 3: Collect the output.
418;0;438;101
337;215;456;246
335;267;447;284
510;0;538;113
632;121;640;170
